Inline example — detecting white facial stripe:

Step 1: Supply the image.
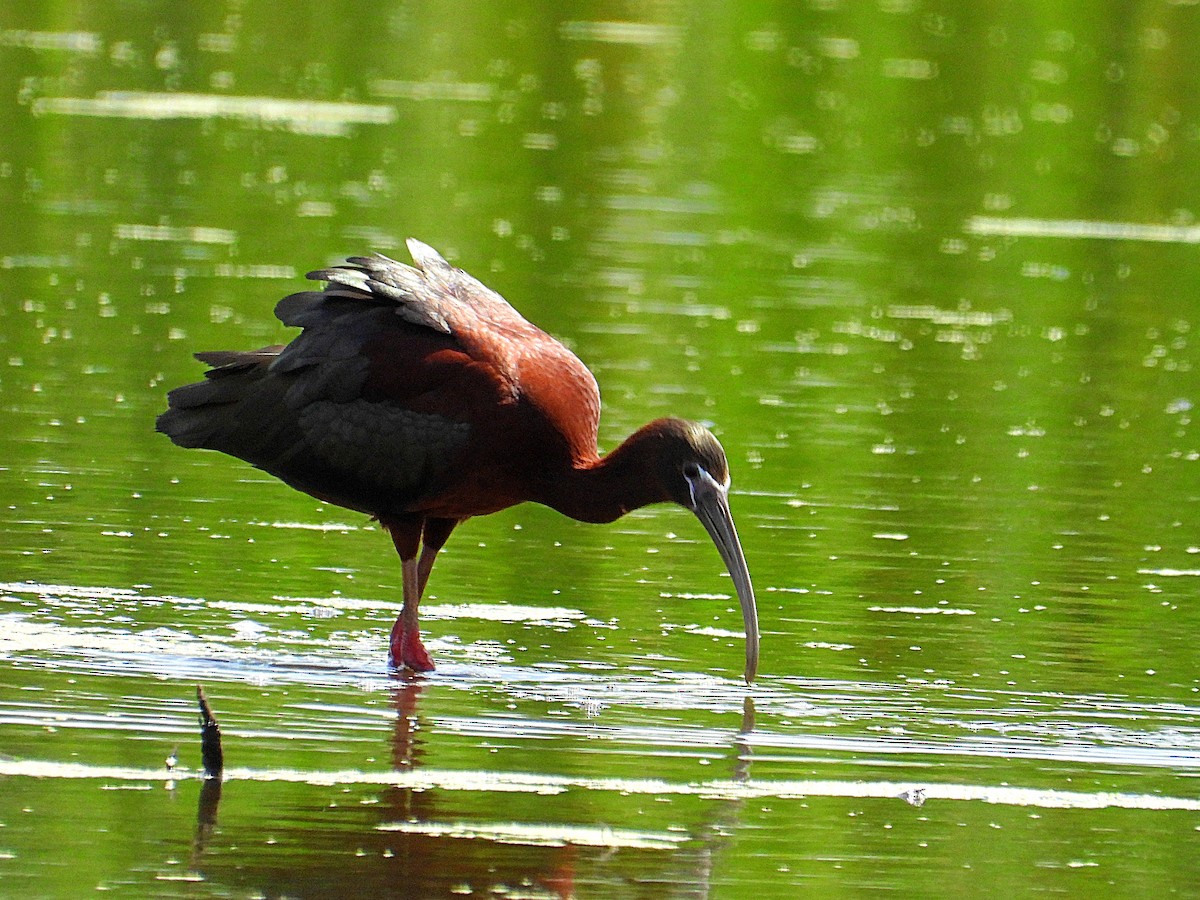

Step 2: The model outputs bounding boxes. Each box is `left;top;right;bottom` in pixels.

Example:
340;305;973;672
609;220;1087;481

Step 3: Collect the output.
686;467;727;509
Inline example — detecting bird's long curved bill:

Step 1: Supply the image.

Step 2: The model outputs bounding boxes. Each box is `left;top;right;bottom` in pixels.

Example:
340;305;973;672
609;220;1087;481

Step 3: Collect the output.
691;473;760;683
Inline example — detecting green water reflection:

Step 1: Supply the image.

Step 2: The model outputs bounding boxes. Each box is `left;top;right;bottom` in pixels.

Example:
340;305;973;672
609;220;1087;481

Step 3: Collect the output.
2;2;1199;897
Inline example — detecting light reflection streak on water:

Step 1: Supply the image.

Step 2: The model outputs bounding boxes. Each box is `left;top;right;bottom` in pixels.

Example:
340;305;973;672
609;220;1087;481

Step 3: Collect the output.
376;820;688;851
6;582;1200;778
0;29;101;52
31;91;396;136
558;21;682;46
4;622;1200;772
965;215;1200;243
368;80;495;102
0;758;1197;813
113;223;237;245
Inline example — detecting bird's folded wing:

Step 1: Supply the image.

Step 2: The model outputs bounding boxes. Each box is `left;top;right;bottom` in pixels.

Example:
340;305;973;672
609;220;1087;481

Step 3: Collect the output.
276;238;529;343
162;240;529;511
292;397;470;496
262;319;478;504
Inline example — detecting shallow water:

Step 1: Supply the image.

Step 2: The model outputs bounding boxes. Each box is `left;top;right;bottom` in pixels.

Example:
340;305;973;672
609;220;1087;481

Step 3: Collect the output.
2;4;1199;897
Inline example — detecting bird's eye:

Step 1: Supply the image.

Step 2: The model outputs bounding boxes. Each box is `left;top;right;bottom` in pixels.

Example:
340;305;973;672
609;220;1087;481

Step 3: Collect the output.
682;461;701;479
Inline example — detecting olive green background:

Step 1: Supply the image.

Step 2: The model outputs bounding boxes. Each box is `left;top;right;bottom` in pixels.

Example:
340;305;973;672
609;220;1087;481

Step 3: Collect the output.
1;3;1198;896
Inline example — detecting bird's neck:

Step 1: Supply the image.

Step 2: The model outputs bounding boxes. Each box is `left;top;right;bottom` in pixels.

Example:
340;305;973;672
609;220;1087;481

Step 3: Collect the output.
540;427;670;524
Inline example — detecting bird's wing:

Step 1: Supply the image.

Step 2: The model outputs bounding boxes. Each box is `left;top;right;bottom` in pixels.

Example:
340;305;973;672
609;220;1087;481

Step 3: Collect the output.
161;298;503;517
160;240;576;517
277;238;533;349
263;299;498;509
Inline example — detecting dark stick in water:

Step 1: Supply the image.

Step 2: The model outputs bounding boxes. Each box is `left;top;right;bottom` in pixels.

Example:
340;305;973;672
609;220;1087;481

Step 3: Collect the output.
197;685;224;778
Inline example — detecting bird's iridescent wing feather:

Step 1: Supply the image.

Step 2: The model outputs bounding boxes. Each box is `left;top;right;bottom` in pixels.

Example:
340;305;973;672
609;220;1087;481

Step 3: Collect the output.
157;242;523;516
288;239;534;344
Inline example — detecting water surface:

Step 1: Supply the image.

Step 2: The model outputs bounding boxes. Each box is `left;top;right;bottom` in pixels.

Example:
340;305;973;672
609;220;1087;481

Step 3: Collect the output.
2;3;1199;896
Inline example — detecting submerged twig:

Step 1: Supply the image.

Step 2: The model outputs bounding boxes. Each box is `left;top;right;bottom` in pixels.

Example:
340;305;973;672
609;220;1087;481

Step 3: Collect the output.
196;685;224;778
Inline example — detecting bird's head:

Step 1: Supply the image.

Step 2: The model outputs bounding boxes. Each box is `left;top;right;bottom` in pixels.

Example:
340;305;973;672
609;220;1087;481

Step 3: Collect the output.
645;419;760;683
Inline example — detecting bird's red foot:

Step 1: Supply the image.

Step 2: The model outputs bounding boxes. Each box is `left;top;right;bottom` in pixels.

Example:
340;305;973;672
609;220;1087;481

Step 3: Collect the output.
388;619;435;673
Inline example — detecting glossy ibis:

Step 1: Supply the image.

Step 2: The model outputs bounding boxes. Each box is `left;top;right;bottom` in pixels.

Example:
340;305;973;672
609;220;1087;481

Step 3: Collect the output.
157;240;759;681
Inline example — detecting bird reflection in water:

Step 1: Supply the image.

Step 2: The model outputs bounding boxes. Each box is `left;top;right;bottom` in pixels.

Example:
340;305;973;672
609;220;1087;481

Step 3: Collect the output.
371;682;759;897
182;684;757;897
158;240;759;681
380;678;580;895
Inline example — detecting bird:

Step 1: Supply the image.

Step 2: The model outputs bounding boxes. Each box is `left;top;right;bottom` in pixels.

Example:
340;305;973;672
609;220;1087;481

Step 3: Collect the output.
157;239;759;681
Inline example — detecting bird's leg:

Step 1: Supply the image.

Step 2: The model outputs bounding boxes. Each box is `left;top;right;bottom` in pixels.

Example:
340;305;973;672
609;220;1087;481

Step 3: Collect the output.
404;519;459;668
382;517;459;673
384;518;434;673
416;517;458;595
395;555;434;672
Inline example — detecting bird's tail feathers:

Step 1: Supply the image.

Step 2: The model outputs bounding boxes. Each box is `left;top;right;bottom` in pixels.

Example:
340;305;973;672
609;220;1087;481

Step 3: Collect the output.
156;348;288;455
